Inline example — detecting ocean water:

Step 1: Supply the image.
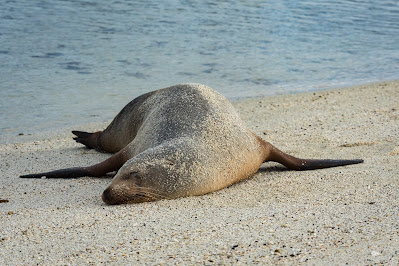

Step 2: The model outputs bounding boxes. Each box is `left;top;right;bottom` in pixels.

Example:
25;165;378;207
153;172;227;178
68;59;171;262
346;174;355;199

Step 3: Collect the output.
1;0;399;138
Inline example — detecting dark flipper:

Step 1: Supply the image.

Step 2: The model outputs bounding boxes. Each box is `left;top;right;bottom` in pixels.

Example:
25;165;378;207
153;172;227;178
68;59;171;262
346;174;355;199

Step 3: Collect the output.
265;143;363;170
20;167;91;178
20;148;127;179
72;130;101;149
287;158;363;170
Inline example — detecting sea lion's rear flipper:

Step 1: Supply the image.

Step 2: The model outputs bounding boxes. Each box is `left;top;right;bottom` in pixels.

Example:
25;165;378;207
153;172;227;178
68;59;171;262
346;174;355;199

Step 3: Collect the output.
20;148;128;179
264;142;363;170
72;130;102;150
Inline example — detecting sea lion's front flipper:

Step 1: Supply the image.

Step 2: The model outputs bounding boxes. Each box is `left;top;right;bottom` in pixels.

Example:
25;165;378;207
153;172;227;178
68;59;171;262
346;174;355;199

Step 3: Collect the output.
20;148;129;179
20;167;92;178
263;142;363;170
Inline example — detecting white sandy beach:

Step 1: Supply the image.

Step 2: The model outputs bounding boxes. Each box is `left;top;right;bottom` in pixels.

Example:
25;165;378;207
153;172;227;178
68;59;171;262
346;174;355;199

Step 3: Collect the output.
0;80;398;264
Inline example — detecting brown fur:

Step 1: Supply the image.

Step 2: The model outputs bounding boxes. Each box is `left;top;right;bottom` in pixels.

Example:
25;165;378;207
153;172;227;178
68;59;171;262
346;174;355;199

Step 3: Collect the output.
21;84;363;204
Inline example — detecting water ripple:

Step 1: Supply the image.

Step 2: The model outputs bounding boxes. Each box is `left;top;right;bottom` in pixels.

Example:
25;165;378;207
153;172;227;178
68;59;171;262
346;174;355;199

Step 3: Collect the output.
1;0;399;138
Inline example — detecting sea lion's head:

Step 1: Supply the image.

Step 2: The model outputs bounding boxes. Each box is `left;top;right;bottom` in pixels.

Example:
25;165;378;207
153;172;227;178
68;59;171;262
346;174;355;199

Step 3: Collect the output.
102;172;149;205
101;139;203;205
101;159;170;205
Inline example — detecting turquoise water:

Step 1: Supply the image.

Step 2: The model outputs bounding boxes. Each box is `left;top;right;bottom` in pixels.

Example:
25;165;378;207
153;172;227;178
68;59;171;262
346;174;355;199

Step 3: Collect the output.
1;0;399;138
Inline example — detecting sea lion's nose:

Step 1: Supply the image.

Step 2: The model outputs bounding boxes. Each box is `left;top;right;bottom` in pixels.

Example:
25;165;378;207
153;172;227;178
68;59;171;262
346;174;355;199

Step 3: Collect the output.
101;187;113;205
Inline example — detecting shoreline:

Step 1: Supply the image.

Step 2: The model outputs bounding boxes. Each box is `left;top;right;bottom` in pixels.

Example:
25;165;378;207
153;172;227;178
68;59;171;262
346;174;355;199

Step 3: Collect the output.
1;78;397;145
1;80;398;264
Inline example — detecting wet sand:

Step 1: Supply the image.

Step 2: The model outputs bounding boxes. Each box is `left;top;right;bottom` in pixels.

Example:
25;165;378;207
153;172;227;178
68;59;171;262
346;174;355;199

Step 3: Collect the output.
1;80;398;264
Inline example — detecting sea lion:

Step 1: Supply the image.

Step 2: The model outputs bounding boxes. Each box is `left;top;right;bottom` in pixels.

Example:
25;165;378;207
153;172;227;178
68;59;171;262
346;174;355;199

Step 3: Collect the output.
20;84;363;205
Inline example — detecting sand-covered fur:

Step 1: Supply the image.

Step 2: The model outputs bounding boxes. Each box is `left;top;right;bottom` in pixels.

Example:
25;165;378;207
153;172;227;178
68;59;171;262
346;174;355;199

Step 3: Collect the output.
20;84;361;204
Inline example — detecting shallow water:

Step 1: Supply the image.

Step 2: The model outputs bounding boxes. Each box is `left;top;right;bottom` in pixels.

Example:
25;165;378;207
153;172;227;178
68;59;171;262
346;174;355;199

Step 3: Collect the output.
1;0;399;138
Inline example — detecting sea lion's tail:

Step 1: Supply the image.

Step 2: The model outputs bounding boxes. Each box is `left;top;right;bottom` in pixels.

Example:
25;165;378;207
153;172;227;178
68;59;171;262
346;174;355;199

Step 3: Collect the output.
264;142;363;170
72;130;102;149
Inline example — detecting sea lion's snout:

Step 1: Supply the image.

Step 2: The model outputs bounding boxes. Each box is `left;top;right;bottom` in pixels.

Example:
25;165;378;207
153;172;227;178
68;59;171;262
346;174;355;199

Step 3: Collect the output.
102;183;158;205
102;187;116;205
102;185;131;205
